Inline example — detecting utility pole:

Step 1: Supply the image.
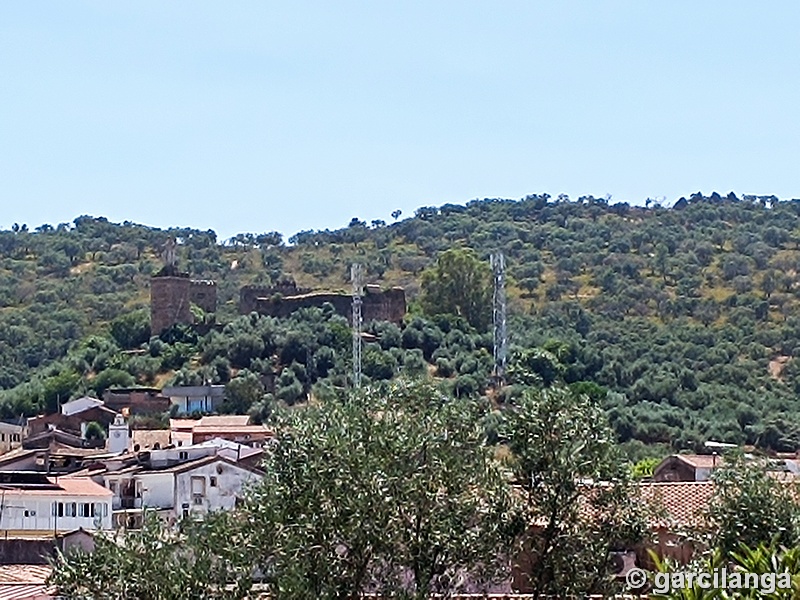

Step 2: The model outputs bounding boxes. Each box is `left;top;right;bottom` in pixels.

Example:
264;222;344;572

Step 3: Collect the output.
351;263;364;389
491;252;507;385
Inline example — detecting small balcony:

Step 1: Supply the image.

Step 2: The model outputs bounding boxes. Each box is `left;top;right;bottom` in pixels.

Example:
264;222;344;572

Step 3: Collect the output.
119;497;141;509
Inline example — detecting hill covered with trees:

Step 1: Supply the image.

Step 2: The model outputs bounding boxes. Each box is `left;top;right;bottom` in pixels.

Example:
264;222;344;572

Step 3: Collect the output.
3;192;800;456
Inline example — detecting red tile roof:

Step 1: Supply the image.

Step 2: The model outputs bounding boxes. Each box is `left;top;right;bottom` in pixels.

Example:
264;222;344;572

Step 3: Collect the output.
639;481;715;528
131;429;170;449
47;477;112;497
0;566;50;585
0;583;54;599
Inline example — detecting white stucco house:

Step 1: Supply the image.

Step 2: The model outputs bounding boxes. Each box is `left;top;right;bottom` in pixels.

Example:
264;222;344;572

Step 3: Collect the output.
103;454;263;526
0;475;113;535
174;455;262;519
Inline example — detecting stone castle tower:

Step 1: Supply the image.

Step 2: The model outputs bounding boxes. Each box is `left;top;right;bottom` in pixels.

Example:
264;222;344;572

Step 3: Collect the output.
150;238;217;335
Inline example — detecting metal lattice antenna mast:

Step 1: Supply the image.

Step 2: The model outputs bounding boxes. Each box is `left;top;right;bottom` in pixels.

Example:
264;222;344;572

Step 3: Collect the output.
351;263;364;389
491;252;507;385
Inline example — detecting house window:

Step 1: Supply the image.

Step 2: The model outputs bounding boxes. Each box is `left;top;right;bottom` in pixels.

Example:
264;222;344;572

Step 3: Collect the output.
209;476;217;488
1;434;5;442
24;509;34;517
191;476;206;505
80;503;91;518
179;451;188;460
109;481;118;494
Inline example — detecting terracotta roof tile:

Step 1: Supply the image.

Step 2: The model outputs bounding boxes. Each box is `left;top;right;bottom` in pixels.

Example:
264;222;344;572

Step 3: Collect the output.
131;430;170;449
639;481;715;528
0;583;55;599
0;566;50;584
47;477;113;497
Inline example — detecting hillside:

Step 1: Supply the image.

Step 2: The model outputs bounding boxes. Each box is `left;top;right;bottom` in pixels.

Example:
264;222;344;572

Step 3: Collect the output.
3;192;800;456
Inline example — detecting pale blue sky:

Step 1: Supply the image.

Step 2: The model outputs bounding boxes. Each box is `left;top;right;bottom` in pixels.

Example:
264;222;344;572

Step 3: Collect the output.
1;2;799;240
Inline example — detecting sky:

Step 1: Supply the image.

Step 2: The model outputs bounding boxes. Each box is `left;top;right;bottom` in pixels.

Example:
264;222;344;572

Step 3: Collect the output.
1;1;799;240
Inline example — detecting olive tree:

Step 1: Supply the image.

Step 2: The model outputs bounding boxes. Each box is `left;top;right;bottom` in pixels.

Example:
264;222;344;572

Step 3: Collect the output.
244;378;518;599
709;451;800;557
419;248;492;331
49;511;253;600
502;386;644;596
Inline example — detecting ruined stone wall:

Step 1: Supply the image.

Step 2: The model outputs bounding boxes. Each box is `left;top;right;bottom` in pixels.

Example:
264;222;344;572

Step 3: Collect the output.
190;280;217;314
150;275;192;334
363;286;406;324
239;282;310;314
252;286;406;325
151;276;218;334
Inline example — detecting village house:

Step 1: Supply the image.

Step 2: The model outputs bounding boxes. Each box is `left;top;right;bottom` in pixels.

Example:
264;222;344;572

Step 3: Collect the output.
26;396;119;440
653;454;723;482
102;387;171;415
0;444;118;475
0;421;25;455
0;473;112;536
170;415;271;447
637;480;715;566
162;384;226;414
652;453;800;483
511;478;718;591
130;429;171;451
102;453;263;527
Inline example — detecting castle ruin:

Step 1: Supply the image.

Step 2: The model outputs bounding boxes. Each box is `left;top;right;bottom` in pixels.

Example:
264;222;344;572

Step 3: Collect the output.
239;283;406;325
151;238;404;332
150;239;217;335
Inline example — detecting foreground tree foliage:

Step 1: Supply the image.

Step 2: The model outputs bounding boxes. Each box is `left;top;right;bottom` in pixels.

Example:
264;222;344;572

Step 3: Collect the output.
49;512;254;600
708;451;800;557
502;386;645;596
650;544;800;599
245;378;519;599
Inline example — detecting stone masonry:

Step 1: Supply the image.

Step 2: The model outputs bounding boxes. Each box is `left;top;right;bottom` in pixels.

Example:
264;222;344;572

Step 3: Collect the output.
150;275;217;335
